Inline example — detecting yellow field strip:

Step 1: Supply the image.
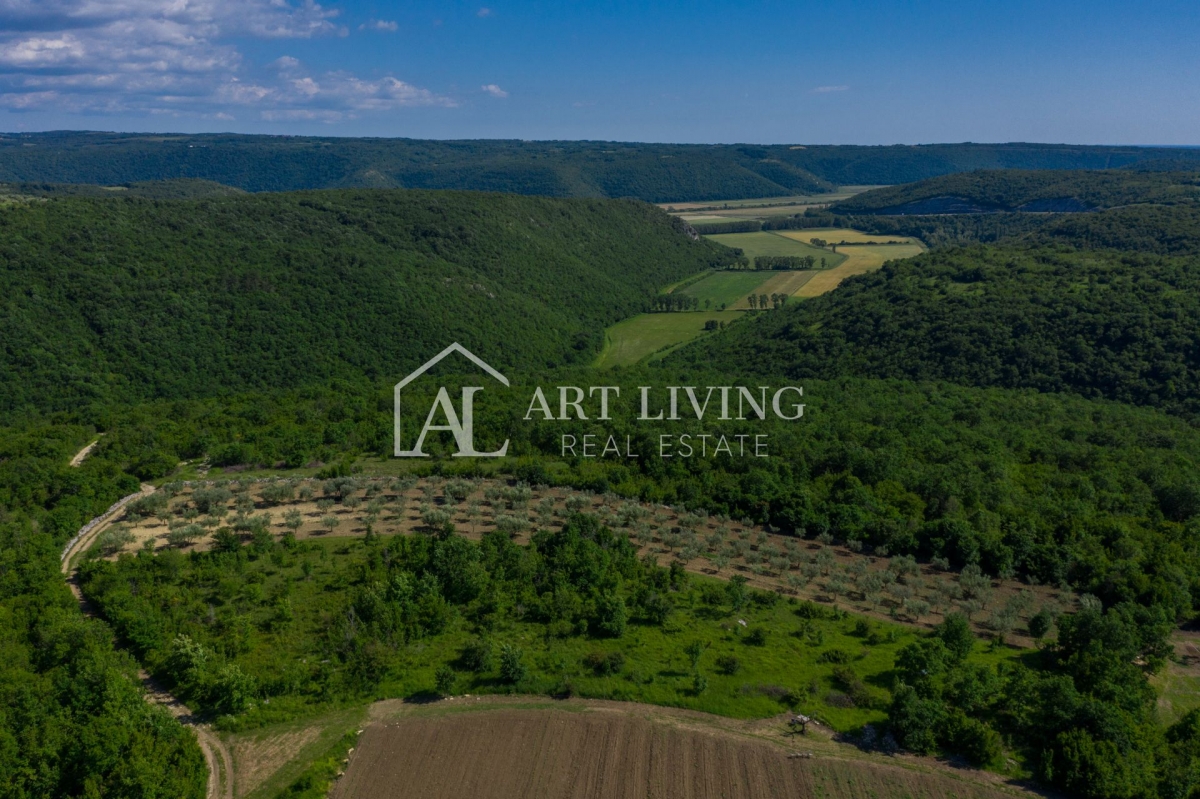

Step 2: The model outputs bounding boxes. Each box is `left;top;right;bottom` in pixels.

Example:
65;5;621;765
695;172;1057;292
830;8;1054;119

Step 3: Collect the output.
776;230;925;298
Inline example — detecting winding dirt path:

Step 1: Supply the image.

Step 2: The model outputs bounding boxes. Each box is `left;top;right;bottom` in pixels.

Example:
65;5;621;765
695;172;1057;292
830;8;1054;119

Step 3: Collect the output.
60;484;232;799
68;435;103;467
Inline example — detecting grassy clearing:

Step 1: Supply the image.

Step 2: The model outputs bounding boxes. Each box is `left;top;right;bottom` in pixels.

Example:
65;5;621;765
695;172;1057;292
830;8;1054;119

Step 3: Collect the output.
677;272;775;308
705;231;846;268
594;311;739;368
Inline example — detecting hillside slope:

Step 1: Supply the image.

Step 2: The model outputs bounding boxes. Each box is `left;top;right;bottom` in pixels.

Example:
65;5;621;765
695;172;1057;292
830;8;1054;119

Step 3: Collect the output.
665;246;1200;417
0;189;734;415
5;134;1200;201
832;169;1200;214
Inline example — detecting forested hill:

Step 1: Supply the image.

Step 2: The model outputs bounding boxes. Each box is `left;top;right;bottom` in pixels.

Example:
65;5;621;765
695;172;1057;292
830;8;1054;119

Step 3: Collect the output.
831;169;1200;214
3;133;1200;201
0;189;734;416
0;177;244;200
665;246;1200;418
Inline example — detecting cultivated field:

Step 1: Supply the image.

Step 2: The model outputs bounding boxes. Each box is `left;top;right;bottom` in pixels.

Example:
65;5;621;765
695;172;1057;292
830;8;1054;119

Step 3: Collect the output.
706;231;845;268
678;271;779;308
788;228;920;246
742;270;818;302
662;187;881;222
331;699;1026;799
780;229;925;298
594;310;738;368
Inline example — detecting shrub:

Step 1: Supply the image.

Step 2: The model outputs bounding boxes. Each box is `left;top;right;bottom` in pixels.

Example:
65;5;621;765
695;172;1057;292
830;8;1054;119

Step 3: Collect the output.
594;593;628;638
434;665;456;696
715;655;741;675
818;648;853;664
934;613;975;662
498;643;527;684
744;627;767;646
94;525;134;556
459;638;493;673
584;651;626;676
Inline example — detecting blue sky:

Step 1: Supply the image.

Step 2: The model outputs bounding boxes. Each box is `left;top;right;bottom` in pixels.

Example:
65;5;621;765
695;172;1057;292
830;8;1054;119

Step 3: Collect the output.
1;0;1197;144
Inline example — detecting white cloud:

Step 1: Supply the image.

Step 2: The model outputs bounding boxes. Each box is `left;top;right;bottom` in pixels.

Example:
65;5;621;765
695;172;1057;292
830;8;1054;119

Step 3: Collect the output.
812;85;850;93
477;7;493;17
481;83;507;98
0;1;452;119
359;19;398;32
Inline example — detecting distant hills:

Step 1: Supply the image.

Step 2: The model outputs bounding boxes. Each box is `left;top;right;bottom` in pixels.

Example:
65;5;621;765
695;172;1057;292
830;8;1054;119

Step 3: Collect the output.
4;132;1200;202
831;169;1200;214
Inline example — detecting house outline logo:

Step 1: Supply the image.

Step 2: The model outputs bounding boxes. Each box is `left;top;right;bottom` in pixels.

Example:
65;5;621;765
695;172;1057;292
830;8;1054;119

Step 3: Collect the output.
394;343;510;458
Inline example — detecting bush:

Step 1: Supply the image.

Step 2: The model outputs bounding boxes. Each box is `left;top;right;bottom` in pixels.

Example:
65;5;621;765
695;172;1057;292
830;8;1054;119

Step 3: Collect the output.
94;525;134;556
744;627;768;646
794;600;827;619
947;712;1003;767
889;684;944;754
817;648;853;664
715;654;741;675
584;651;626;676
434;665;456;696
1029;607;1055;640
934;613;975;662
459;638;493;673
593;593;628;638
498;643;527;684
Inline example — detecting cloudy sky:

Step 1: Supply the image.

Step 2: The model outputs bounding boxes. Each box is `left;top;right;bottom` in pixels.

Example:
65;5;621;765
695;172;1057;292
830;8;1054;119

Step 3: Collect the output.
0;0;1197;144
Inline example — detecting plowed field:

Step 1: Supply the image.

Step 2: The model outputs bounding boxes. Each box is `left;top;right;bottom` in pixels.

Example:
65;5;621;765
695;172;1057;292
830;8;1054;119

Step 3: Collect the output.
331;704;1021;799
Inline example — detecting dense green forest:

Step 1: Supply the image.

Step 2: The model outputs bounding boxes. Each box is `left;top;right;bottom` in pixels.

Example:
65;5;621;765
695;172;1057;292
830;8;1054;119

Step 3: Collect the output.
0;189;733;417
0;178;244;201
4;133;1200;201
0;425;207;798
742;204;1200;254
831;169;1200;214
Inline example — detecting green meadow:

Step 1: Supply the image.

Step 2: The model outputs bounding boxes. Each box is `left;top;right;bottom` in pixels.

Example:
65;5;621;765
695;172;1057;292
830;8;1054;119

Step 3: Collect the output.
706;230;847;267
594;310;739;368
678;272;776;308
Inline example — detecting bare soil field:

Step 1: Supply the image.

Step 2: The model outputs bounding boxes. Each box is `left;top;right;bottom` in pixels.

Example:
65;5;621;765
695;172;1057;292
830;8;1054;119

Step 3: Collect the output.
331;699;1028;799
90;477;1073;645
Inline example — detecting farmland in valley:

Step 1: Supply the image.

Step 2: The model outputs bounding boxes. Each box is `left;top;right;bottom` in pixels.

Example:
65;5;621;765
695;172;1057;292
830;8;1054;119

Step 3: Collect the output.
778;229;925;297
706;231;845;267
677;272;777;308
596;226;925;367
594;310;739;367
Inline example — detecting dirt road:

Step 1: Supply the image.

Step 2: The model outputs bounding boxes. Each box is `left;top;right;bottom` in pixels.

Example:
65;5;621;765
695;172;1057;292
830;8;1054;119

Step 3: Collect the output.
60;484;232;799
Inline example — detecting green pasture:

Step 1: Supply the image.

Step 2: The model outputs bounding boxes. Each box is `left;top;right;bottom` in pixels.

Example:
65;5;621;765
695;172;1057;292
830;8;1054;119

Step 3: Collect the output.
706;231;847;268
678;272;776;308
594;311;739;368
